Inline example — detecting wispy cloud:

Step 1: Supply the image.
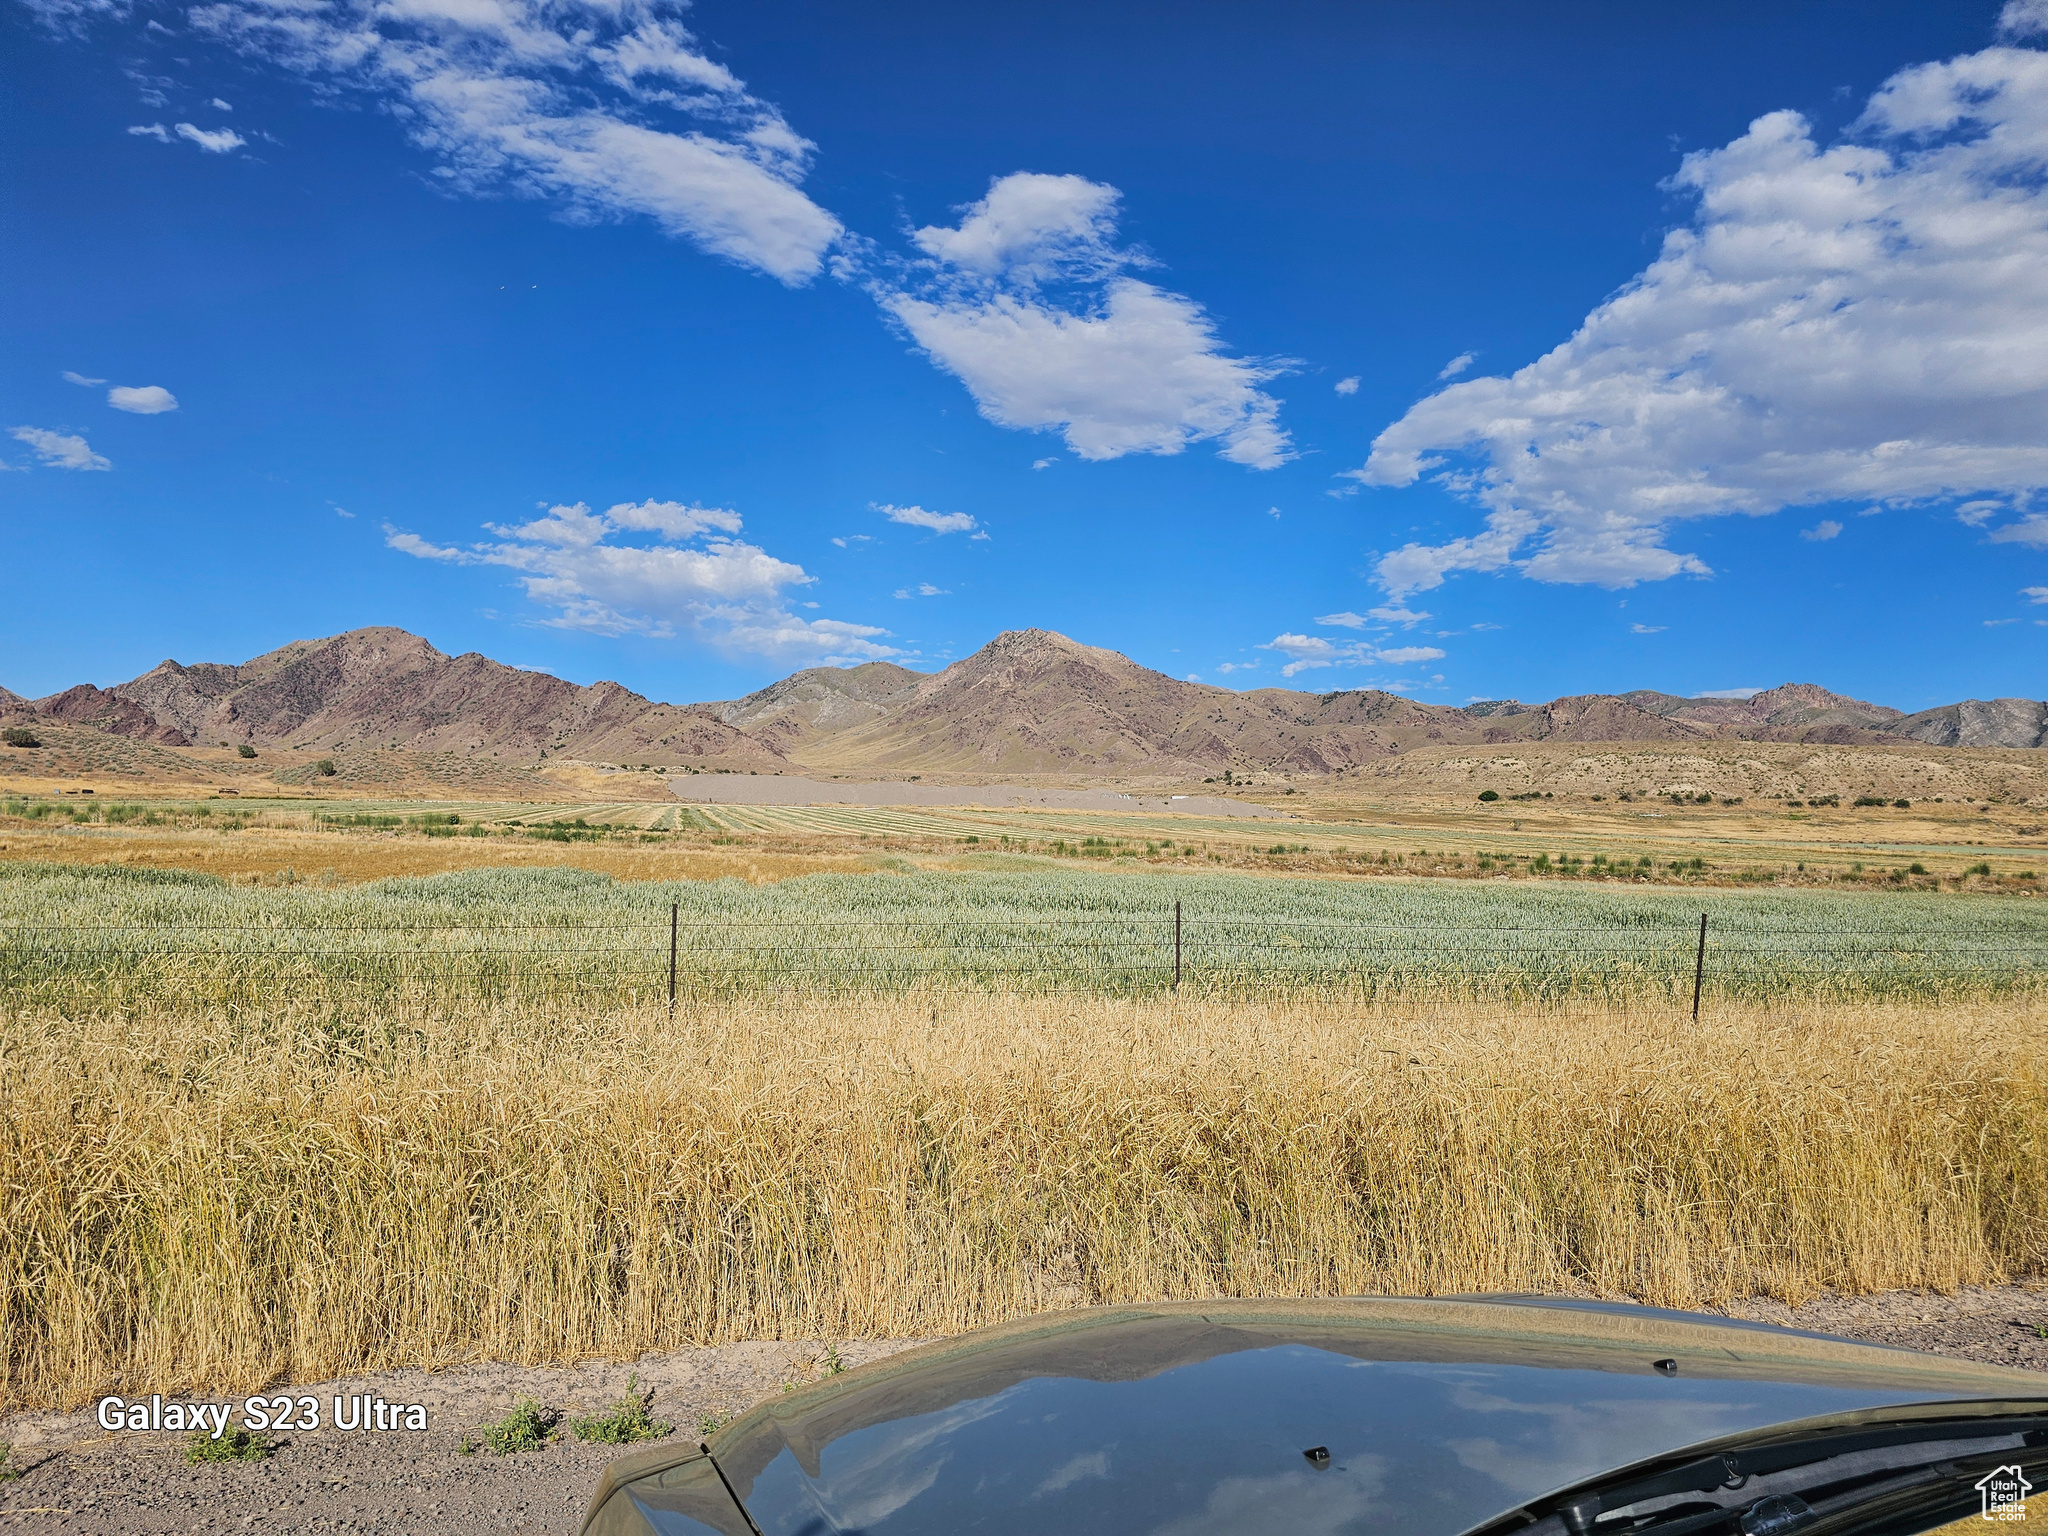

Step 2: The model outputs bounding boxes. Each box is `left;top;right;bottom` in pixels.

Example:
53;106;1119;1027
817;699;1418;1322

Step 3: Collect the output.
170;0;842;283
1259;632;1445;678
874;502;977;535
10;426;110;470
61;370;106;386
876;172;1292;468
1436;351;1475;380
1988;514;2048;549
126;123;169;142
892;583;949;598
174;121;244;153
385;497;895;662
1800;519;1842;542
2024;586;2048;604
1334;376;1360;395
1630;623;1666;634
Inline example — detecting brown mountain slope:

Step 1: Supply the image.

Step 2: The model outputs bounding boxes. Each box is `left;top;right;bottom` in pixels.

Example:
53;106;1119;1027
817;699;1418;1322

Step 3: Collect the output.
1891;698;2048;749
711;662;925;756
10;625;2046;782
102;628;785;769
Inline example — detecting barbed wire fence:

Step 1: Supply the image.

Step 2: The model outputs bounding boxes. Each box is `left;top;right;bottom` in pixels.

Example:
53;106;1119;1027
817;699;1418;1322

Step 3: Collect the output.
2;901;2044;1009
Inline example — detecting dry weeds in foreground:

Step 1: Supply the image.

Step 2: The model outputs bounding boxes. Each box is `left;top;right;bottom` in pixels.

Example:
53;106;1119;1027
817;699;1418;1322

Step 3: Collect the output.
2;993;2042;1409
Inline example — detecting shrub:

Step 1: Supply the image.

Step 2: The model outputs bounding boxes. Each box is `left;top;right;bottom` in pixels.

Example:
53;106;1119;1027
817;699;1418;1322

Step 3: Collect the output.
1969;863;1993;877
185;1428;273;1464
1477;790;1499;802
467;1398;558;1455
1854;796;1887;807
1893;798;1911;809
569;1376;672;1446
315;759;337;777
1908;863;1927;876
2;727;40;749
237;744;257;759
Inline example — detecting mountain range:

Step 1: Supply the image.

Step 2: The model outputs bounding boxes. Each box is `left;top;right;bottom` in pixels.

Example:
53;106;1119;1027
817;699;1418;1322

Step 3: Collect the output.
4;626;2045;778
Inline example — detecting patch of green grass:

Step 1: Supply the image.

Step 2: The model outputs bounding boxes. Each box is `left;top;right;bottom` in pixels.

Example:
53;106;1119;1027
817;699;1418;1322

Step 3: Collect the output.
568;1375;672;1446
696;1410;733;1439
184;1428;274;1464
465;1398;558;1455
0;1439;18;1481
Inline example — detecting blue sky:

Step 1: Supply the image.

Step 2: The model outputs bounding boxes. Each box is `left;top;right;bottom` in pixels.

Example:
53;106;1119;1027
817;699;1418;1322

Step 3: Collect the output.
5;0;2047;711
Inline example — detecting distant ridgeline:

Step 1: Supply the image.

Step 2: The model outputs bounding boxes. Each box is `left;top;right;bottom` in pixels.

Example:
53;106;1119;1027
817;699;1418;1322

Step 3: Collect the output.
3;626;2045;778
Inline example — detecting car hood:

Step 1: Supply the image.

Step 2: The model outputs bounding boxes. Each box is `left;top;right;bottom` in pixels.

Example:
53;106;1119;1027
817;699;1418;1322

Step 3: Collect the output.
583;1297;2048;1536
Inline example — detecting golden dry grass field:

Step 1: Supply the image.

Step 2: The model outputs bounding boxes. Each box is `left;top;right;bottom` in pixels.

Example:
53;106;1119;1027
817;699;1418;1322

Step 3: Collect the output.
2;992;2043;1411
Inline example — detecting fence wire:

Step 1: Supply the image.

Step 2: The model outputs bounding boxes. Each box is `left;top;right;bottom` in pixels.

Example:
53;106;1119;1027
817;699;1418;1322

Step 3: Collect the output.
2;910;2044;1005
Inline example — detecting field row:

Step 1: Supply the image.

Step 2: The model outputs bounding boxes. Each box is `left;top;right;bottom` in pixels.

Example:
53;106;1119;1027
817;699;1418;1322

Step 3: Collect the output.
2;859;2041;1004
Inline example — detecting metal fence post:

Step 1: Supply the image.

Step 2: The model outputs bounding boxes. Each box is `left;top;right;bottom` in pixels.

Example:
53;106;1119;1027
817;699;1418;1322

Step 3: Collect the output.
1691;912;1707;1022
669;901;679;1017
1173;900;1182;992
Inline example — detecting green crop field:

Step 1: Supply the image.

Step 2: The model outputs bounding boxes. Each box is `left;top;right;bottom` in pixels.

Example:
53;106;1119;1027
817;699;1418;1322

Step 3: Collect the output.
0;858;2041;1010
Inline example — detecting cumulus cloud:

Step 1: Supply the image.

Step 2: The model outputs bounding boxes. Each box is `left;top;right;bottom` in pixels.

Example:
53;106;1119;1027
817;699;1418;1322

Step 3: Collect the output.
1259;631;1445;678
126;123;169;141
165;0;841;282
2023;585;2048;603
1353;45;2048;596
2002;0;2048;39
1989;513;2048;547
1334;376;1360;395
1800;519;1842;541
61;370;106;385
875;502;978;535
386;497;895;661
107;384;178;413
1436;351;1476;380
174;121;244;153
877;172;1292;467
10;426;110;470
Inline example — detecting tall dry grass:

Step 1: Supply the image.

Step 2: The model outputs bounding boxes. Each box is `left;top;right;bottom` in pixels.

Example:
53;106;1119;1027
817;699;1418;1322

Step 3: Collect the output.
2;992;2044;1409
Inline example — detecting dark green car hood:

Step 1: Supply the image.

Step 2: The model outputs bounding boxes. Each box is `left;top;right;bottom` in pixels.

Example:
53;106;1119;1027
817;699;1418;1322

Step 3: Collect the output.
583;1297;2048;1536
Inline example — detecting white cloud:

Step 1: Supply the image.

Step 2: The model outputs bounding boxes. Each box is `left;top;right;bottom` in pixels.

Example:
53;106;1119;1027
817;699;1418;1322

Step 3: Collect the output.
107;384;178;414
126;123;169;141
874;502;977;535
10;426;110;470
2023;585;2048;603
181;0;841;283
1267;506;1281;519
1334;376;1360;395
1956;499;2003;526
1216;660;1259;674
1353;45;2048;596
1630;623;1666;634
893;583;948;598
1436;351;1476;380
1315;611;1367;628
1369;605;1432;627
61;370;105;385
386;498;895;662
174;122;245;153
1032;457;1056;470
1986;617;2019;625
1800;519;1842;541
1988;513;2048;548
878;172;1292;467
2003;0;2048;39
1259;632;1445;678
210;96;233;111
1695;687;1762;698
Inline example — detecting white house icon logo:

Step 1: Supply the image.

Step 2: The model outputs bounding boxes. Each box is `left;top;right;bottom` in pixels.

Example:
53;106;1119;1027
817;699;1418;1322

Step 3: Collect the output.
1977;1465;2032;1522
